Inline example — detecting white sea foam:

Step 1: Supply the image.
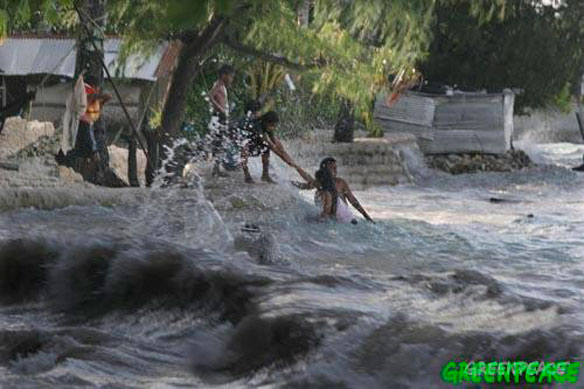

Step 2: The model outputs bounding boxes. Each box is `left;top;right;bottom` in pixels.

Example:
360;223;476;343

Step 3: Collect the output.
1;128;584;386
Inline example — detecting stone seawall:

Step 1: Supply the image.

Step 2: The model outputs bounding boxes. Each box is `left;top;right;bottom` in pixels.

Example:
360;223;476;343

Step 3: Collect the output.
285;131;418;190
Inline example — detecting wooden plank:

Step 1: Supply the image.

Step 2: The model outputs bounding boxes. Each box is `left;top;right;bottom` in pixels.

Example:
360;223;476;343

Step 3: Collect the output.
374;91;511;154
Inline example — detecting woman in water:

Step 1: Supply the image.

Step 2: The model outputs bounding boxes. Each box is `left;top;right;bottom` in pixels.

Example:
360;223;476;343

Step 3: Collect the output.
293;157;374;224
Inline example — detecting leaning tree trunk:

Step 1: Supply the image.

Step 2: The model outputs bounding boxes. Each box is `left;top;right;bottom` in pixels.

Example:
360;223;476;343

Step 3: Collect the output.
333;98;355;143
159;17;226;169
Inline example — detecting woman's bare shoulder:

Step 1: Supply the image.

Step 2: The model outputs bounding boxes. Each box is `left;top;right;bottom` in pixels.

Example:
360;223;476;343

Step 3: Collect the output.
335;177;350;190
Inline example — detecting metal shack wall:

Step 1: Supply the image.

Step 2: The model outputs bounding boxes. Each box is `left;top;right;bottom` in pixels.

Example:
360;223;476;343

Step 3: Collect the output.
374;91;514;154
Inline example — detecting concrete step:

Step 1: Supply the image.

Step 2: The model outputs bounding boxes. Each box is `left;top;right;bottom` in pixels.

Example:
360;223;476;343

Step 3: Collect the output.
344;172;402;187
339;164;406;176
334;153;403;166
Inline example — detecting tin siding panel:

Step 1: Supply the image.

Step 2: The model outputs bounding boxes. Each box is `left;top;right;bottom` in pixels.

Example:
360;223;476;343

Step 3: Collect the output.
425;130;507;154
375;93;435;127
434;100;503;132
0;37;166;80
31;39;76;77
374;91;513;155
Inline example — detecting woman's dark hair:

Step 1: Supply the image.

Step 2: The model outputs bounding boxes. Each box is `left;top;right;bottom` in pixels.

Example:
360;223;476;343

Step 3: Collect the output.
219;64;235;76
260;111;279;129
316;157;337;216
319;157;336;170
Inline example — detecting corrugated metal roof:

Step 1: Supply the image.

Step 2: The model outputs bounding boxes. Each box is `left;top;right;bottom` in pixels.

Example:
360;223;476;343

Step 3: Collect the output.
0;37;176;81
0;38;77;77
104;38;168;81
154;40;182;79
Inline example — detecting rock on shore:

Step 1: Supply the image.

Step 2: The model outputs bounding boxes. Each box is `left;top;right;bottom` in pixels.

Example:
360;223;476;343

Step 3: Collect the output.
0;117;55;159
426;150;533;175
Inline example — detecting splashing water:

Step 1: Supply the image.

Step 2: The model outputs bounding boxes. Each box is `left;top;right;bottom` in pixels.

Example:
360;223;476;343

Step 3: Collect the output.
2;133;584;387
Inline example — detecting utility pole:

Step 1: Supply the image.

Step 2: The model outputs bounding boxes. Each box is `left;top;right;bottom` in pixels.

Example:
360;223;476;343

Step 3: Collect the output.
75;0;111;173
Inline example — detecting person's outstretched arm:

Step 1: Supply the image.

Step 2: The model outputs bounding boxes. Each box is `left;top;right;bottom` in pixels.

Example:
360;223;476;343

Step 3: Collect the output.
290;165;322;190
339;179;375;223
262;136;319;189
264;136;297;167
293;165;315;185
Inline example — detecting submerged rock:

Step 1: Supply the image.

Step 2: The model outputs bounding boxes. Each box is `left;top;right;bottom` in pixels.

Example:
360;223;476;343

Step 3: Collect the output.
233;229;283;265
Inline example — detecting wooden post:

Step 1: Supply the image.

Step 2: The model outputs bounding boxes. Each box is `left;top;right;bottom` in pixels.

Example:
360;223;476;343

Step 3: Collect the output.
74;0;113;182
575;112;584;142
333;98;355;143
578;74;584;142
128;134;139;187
145;130;159;187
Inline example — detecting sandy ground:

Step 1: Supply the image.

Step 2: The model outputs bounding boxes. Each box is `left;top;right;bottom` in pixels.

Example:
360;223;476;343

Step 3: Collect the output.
0;116;310;214
0;146;303;219
0;120;383;218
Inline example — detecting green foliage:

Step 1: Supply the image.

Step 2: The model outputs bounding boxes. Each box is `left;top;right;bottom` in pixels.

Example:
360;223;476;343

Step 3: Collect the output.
555;0;584;97
0;10;7;41
241;0;440;135
1;0;513;136
180;46;339;140
106;0;255;49
16;0;32;25
148;103;163;130
0;0;77;34
246;60;286;108
274;82;340;139
421;0;584;112
181;49;249;137
104;0;446;135
553;83;573;114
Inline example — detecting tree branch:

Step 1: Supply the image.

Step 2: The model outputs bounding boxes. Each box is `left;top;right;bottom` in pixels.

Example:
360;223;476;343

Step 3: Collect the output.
222;37;317;71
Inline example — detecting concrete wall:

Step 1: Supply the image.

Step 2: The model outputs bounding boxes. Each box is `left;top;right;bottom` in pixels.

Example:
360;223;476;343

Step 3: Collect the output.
285;131;417;190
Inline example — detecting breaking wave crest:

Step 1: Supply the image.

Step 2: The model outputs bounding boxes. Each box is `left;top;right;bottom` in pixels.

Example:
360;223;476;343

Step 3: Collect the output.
0;234;580;387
